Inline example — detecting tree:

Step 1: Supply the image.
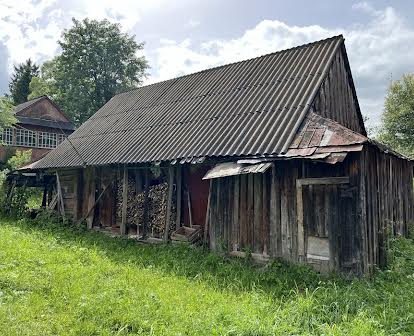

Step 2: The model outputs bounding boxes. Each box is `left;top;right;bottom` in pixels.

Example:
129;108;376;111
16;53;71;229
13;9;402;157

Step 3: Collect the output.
28;60;62;102
378;74;414;157
54;18;148;125
9;59;39;105
0;97;17;131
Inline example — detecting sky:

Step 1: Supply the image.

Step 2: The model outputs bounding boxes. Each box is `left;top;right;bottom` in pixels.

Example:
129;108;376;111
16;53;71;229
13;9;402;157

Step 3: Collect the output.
0;0;413;129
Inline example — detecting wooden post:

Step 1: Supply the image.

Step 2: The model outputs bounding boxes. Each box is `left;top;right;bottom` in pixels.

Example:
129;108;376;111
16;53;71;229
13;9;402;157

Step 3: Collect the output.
56;172;65;216
204;179;212;245
142;168;150;239
86;167;95;229
120;166;128;235
163;166;174;242
41;184;47;208
175;165;182;230
296;180;305;261
232;176;239;251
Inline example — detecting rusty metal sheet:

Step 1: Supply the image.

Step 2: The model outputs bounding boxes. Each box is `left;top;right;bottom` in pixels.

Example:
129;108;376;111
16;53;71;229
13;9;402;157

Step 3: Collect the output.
324;152;348;164
202;162;272;180
316;144;363;153
280;147;317;157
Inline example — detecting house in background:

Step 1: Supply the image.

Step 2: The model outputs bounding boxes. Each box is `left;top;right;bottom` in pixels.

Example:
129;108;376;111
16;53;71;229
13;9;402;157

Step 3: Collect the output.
0;95;75;163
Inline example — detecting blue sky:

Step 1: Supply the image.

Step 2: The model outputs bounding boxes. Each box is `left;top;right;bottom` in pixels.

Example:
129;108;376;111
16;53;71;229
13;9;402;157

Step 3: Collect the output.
1;0;413;129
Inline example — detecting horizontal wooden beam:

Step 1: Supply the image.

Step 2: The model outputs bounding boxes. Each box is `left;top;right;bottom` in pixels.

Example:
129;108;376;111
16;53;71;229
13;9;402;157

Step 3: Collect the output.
296;176;349;186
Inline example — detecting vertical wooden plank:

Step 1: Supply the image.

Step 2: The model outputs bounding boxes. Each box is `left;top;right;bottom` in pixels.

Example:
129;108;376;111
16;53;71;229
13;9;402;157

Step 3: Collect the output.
42;185;47;207
175;165;182;230
269;165;277;257
142;168;149;238
239;175;247;249
163;166;175;242
296;180;304;261
280;169;289;259
247;174;255;250
216;179;222;251
232;176;240;251
262;172;269;256
120;166;128;235
187;190;193;228
56;172;65;216
209;180;216;251
253;174;262;253
135;169;142;193
204;179;212;245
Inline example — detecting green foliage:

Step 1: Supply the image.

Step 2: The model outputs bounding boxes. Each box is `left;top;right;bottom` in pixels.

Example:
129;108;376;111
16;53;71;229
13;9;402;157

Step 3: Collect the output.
0;216;413;335
28;60;62;102
31;18;148;126
8;59;39;105
6;149;32;170
0;150;34;217
0;97;17;132
379;74;414;157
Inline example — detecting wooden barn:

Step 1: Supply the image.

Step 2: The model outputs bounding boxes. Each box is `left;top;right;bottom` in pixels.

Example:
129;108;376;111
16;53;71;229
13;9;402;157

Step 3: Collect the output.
28;35;413;275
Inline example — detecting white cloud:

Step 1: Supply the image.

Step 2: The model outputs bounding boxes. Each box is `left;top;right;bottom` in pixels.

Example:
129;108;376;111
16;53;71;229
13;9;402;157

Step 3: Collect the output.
147;3;414;128
0;1;412;128
0;0;164;80
185;19;200;28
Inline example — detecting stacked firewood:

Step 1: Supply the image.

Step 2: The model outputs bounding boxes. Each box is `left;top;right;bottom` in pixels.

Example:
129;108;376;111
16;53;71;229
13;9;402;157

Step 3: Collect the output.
116;178;176;238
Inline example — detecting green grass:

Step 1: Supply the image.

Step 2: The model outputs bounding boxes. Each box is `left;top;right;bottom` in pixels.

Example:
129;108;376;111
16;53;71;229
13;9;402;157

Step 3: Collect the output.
0;215;413;335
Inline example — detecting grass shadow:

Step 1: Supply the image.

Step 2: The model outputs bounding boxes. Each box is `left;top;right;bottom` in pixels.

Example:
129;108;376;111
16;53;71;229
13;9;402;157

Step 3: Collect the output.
0;214;330;299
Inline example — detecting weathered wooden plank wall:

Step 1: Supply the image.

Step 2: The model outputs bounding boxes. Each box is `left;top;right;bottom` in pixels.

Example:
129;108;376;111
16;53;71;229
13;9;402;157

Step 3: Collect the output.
361;145;414;270
312;47;365;135
207;150;413;274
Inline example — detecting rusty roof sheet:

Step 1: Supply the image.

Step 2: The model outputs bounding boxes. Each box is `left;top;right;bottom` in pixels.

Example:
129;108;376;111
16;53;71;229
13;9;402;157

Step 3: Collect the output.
282;112;368;163
33;36;345;169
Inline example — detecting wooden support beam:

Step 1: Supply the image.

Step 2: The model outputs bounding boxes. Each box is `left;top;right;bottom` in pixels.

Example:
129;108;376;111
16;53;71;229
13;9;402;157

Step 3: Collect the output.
232;176;239;251
296;181;305;260
135;169;143;193
163;166;175;242
142;169;150;239
297;176;349;186
120;166;128;235
78;182;112;226
41;185;47;208
175;165;182;230
204;179;212;245
56;172;65;216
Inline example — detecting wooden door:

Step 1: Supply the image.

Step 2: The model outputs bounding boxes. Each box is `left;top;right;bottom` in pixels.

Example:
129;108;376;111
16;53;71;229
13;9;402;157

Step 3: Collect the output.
296;177;356;272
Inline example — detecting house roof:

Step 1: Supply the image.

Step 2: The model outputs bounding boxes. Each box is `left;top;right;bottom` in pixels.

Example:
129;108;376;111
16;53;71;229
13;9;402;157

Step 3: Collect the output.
16;116;75;131
14;96;46;114
33;35;347;169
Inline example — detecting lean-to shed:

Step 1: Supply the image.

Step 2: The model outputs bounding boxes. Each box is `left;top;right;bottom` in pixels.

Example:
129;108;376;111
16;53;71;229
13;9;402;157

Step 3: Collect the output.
30;35;413;275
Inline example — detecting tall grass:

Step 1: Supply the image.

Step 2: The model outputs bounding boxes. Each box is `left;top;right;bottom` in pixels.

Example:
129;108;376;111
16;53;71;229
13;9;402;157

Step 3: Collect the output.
0;215;413;335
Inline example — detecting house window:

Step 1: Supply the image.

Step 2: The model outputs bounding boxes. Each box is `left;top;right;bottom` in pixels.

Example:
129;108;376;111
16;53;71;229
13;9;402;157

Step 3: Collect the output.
15;129;36;147
57;133;66;145
39;132;57;149
2;128;13;145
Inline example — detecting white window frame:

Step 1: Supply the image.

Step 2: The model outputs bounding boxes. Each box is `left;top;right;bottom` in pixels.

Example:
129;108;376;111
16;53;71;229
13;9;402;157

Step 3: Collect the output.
15;129;36;147
2;128;13;145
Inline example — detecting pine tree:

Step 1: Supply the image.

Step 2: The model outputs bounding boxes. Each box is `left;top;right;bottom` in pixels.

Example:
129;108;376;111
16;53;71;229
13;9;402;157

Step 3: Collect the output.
9;59;39;105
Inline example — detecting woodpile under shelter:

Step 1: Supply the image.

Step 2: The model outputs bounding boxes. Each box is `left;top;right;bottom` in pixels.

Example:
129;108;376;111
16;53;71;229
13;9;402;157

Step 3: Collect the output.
28;35;413;275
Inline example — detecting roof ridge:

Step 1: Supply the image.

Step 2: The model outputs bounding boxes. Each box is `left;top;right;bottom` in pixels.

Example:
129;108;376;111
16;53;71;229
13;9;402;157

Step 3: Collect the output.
115;35;344;98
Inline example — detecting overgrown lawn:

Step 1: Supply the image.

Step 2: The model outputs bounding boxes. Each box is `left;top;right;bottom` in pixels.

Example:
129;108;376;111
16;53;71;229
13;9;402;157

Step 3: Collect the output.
0;216;413;335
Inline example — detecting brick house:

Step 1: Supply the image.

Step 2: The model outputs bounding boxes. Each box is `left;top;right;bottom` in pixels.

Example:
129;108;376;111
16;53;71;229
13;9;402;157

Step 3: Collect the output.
0;96;75;163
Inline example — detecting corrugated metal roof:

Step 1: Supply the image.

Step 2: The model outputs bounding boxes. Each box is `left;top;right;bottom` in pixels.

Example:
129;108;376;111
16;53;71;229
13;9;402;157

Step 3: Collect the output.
33;35;345;169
